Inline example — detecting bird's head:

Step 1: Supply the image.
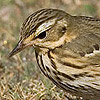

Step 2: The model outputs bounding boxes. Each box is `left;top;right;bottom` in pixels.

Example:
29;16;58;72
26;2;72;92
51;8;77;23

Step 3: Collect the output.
9;9;75;57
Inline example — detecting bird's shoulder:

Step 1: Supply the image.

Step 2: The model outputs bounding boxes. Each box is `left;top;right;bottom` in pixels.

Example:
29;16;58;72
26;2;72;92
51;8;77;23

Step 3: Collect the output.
65;32;100;55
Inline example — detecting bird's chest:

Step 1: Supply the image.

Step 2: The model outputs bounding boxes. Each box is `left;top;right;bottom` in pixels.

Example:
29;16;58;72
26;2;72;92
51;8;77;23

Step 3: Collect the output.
35;50;100;100
35;51;56;78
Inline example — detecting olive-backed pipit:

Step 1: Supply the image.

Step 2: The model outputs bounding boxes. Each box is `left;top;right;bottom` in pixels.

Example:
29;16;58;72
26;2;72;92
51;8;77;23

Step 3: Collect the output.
9;9;100;100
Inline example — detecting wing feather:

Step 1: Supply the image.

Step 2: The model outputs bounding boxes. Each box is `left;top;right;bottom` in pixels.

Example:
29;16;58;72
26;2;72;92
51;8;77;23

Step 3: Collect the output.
64;32;100;65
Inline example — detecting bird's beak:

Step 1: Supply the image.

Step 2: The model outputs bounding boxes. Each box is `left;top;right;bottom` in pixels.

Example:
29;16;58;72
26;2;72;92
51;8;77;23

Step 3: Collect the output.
8;40;27;58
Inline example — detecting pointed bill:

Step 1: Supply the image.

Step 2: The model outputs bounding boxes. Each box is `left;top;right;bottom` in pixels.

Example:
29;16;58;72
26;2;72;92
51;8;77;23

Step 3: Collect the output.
8;40;25;57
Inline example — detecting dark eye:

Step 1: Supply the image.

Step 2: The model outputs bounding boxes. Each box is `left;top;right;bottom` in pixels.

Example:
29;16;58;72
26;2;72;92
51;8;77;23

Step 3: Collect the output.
37;31;46;39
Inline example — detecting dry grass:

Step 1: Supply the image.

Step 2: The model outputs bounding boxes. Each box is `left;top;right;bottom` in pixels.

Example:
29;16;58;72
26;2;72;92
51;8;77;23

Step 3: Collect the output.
0;0;100;100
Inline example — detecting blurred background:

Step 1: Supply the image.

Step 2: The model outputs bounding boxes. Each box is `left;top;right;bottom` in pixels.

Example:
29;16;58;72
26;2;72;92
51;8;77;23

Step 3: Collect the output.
0;0;100;100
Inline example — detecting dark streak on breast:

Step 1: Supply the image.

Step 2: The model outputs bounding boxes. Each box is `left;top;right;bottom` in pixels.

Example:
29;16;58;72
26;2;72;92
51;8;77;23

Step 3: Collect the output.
46;66;51;73
51;59;57;70
40;55;46;71
58;71;75;81
35;51;47;76
55;76;62;81
48;50;57;70
72;72;89;78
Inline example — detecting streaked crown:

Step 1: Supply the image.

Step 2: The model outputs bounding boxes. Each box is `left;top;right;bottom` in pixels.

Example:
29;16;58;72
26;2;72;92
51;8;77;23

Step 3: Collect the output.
20;9;70;39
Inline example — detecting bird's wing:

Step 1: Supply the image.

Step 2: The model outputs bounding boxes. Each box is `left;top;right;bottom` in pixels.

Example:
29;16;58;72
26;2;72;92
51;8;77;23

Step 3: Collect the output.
51;32;100;99
64;32;100;65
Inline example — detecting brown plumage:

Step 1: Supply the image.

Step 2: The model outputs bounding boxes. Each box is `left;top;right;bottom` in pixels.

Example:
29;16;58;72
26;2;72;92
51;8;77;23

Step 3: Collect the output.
9;9;100;100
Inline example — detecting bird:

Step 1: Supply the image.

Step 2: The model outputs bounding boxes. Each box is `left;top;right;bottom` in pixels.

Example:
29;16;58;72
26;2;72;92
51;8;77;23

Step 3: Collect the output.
8;9;100;100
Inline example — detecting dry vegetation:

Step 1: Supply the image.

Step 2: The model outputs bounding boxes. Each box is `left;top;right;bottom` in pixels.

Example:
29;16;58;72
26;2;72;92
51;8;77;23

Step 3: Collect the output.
0;0;100;100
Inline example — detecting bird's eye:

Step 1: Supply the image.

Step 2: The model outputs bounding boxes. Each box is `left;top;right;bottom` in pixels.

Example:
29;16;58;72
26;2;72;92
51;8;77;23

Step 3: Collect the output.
37;31;46;39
